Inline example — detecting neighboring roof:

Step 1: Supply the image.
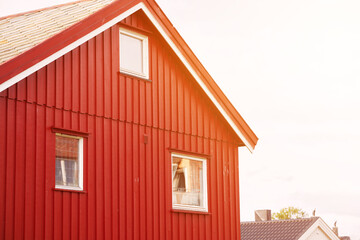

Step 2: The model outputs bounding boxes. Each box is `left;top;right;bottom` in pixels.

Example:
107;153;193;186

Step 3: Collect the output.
241;217;319;240
241;217;342;240
0;0;115;64
0;0;258;151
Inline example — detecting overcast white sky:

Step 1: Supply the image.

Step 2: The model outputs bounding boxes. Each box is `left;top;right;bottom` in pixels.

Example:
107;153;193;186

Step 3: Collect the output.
1;0;360;239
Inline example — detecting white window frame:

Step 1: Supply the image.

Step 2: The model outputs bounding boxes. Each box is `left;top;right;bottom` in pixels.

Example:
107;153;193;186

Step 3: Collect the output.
171;153;208;212
119;27;149;79
55;133;84;191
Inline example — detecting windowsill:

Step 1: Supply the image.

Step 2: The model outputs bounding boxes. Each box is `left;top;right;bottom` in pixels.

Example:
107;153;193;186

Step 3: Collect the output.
171;208;211;215
118;71;152;82
53;187;87;194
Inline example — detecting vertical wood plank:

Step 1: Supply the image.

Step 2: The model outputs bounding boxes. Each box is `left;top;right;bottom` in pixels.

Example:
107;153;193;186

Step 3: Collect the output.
164;130;172;240
63;53;72;110
79;43;88;114
4;99;15;240
126;77;133;122
72;47;80;112
170;65;178;132
139;126;146;240
95;117;104;240
133;79;139;124
210;139;218;240
158;129;165;240
46;62;56;107
95;34;104;117
55;57;64;109
184;79;191;135
13;101;26;240
229;144;236;240
79;114;88;240
26;73;37;103
16;76;26;101
145;126;153;240
24;103;36;240
0;98;6;240
151;40;158;128
132;124;139;240
104;118;112;240
139;81;146;125
223;142;230;240
70;194;79;240
217;141;224;240
62;194;71;240
111;26;119;119
119;75;126;121
234;147;241;240
44;107;54;240
164;55;171;131
88;39;96;115
37;68;47;106
53;192;63;240
152;128;159;240
87;115;96;240
119;121;126;240
111;120;119;240
103;29;112;118
125;122;133;240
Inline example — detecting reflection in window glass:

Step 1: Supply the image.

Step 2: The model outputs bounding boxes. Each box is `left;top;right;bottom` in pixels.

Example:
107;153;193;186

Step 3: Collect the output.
120;33;143;74
172;154;207;211
119;28;148;79
55;134;81;188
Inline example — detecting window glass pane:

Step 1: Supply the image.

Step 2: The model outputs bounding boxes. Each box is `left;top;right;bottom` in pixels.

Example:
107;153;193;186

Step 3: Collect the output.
172;156;204;207
120;33;143;75
55;135;80;187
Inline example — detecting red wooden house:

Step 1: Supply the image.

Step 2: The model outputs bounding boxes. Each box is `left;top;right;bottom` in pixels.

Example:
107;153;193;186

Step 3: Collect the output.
0;0;258;239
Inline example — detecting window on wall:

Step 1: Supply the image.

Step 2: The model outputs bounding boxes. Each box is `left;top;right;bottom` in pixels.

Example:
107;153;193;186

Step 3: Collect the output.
119;28;149;79
172;153;208;212
55;133;83;190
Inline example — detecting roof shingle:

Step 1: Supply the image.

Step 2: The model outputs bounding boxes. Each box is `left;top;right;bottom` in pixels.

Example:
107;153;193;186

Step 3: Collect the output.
0;0;114;64
241;217;319;240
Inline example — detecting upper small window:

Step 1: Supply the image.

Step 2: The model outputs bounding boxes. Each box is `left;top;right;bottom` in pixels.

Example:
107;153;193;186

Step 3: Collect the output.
120;28;149;79
55;133;83;191
172;153;208;212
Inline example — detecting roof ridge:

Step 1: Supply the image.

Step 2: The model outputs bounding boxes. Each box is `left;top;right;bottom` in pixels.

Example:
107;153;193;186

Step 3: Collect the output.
0;0;92;20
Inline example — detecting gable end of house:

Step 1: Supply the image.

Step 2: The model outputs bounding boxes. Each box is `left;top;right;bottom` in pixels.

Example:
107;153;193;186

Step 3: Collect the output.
0;0;258;151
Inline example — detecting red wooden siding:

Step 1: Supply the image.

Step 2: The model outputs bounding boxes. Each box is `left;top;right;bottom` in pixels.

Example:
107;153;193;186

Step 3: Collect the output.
0;10;242;240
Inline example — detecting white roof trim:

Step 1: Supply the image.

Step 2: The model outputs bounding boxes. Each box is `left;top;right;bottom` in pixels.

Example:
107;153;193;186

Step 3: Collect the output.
298;218;341;240
0;2;254;152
